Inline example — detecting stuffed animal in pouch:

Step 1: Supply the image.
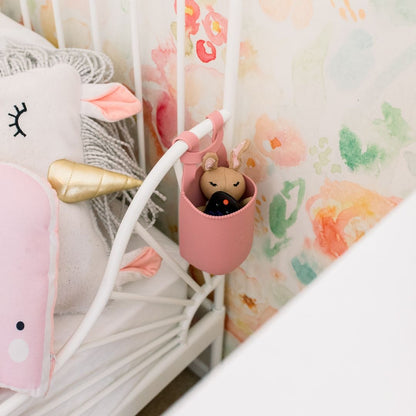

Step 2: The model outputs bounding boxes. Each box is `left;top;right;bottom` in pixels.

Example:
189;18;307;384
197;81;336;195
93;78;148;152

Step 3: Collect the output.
199;140;251;215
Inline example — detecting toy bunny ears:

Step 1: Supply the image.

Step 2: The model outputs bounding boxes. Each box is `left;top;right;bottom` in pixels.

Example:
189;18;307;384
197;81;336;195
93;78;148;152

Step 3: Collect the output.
202;139;250;171
80;83;141;122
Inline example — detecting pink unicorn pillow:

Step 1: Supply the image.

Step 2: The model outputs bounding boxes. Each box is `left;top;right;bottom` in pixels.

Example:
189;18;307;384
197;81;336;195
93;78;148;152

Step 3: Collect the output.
0;164;58;397
0;63;145;315
0;45;164;396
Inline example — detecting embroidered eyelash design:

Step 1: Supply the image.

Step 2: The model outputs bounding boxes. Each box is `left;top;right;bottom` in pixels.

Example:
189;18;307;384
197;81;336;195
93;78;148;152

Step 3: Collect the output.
8;102;27;138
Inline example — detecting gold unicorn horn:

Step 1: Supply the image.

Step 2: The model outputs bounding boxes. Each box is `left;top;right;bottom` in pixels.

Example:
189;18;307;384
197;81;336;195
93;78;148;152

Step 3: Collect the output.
48;159;142;203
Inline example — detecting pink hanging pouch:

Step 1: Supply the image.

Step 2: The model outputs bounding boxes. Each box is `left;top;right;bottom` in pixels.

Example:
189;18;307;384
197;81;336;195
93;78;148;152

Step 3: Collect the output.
177;111;257;275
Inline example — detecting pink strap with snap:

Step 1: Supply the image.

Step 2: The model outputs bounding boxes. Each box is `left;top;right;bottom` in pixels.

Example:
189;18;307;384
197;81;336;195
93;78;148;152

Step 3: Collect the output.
174;111;227;204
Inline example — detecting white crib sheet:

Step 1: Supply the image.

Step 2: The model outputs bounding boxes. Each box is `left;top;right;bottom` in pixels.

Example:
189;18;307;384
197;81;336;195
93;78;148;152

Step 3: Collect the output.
0;226;188;416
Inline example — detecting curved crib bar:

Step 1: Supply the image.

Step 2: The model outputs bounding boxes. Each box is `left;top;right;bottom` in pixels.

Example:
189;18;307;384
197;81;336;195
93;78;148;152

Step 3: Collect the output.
0;109;231;416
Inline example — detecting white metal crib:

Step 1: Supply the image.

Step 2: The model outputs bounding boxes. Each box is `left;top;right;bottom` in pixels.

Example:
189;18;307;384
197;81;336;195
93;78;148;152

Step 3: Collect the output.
0;0;243;414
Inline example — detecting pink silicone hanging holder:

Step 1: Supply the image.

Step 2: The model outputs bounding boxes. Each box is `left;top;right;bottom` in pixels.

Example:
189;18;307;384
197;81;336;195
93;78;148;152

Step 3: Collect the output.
175;111;257;275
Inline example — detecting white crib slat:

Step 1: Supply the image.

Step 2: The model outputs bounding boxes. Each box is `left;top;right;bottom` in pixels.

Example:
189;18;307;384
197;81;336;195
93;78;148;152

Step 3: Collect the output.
129;0;146;170
78;314;186;352
31;328;181;416
88;0;101;51
19;0;31;29
72;338;180;416
110;291;194;306
114;307;226;416
222;0;242;150
202;271;212;286
210;275;226;367
173;0;186;185
51;0;65;48
176;0;185;135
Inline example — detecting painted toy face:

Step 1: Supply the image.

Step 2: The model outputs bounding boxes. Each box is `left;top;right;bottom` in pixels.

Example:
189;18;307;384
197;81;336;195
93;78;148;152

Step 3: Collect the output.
0;164;58;393
200;166;246;201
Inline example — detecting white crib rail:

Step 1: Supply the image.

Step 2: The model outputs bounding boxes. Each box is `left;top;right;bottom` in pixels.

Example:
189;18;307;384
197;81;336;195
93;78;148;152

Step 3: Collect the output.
18;0;30;29
0;0;242;413
129;0;147;169
57;107;229;367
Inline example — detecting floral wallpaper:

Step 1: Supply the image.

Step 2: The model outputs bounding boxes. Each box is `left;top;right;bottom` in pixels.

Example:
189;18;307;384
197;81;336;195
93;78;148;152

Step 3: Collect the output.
3;0;416;355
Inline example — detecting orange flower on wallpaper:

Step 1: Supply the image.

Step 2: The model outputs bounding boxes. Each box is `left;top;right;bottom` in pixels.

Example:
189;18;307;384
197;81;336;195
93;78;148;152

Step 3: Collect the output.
330;0;366;22
202;6;228;46
306;180;401;259
254;114;306;167
225;268;277;342
174;0;201;35
259;0;314;29
237;140;268;183
196;6;228;63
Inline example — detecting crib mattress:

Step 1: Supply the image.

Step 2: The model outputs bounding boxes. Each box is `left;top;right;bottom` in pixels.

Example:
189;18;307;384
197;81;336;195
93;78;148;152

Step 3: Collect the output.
0;226;188;416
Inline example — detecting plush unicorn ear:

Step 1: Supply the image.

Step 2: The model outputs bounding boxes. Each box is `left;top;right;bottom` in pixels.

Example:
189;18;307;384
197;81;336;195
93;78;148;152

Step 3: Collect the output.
80;83;141;122
202;152;219;171
229;140;250;170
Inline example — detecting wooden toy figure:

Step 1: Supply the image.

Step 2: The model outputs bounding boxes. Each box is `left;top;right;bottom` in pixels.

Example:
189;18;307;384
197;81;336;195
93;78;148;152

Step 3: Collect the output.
199;140;251;216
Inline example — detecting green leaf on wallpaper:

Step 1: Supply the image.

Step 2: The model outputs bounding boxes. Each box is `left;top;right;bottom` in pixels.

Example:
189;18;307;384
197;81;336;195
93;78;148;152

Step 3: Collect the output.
291;257;317;285
328;29;374;91
340;102;414;172
339;126;384;171
269;179;305;239
265;179;305;259
310;137;340;175
263;236;290;259
371;0;416;24
373;102;412;144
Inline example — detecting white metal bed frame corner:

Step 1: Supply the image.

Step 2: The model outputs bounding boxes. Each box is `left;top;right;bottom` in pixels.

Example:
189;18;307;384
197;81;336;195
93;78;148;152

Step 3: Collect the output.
0;0;242;415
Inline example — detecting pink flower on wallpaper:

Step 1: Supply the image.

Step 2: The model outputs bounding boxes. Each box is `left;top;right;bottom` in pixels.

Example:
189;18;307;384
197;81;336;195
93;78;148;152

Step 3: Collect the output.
155;91;178;149
225;267;277;343
196;39;216;63
202;6;228;46
259;0;314;29
306;180;401;259
143;40;224;150
254;114;306;167
147;41;178;93
174;0;201;35
142;41;179;150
